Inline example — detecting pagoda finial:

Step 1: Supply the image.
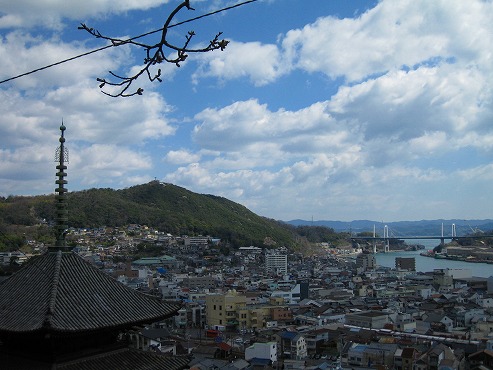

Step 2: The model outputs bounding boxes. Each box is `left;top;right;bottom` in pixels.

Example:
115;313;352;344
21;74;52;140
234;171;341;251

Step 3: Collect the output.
53;122;70;252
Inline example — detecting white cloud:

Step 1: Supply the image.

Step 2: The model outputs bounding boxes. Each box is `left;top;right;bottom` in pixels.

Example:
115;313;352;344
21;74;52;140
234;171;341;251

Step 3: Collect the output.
281;0;493;82
0;31;175;196
192;40;288;86
65;143;151;188
0;0;170;29
165;149;201;165
0;31;129;91
326;63;493;166
45;85;175;144
456;164;493;181
408;131;447;156
193;99;340;150
0;82;175;148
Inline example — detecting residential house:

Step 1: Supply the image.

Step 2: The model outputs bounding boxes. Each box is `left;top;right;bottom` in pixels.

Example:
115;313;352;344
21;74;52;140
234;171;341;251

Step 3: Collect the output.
245;341;277;364
415;343;462;370
468;349;493;369
469;340;493;370
422;312;454;332
344;310;390;329
395;312;417;332
394;347;420;370
274;330;308;360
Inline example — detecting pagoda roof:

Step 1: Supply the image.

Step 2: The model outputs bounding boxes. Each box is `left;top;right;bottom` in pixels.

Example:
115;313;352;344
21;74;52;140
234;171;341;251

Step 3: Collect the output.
1;347;191;370
0;250;181;334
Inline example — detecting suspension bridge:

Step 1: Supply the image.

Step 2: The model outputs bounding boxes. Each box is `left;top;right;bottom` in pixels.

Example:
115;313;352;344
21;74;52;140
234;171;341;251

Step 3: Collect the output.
350;223;493;253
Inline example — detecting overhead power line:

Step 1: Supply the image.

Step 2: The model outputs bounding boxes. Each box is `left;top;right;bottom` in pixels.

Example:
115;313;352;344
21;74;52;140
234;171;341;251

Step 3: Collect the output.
0;0;258;86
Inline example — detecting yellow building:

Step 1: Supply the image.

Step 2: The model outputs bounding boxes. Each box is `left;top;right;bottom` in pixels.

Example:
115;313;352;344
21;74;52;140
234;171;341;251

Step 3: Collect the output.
205;290;247;330
205;291;293;331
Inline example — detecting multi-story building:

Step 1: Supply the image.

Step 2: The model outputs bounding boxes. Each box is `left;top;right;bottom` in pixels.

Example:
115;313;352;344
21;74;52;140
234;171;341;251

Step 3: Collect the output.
395;257;416;271
271;281;309;305
432;269;456;292
355;253;376;273
265;253;288;275
274;331;307;360
206;290;299;331
205;290;246;331
182;275;217;290
183;236;210;246
271;306;293;322
174;303;206;328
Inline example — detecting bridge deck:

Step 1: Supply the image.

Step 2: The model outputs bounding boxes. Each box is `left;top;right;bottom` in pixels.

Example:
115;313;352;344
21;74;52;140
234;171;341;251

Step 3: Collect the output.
350;235;493;240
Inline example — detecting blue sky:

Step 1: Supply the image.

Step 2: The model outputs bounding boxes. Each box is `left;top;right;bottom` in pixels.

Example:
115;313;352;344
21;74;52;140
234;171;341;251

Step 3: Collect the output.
0;0;492;222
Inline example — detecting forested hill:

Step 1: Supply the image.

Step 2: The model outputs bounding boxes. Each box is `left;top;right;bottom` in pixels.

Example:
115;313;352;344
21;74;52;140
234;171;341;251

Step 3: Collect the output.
0;181;306;248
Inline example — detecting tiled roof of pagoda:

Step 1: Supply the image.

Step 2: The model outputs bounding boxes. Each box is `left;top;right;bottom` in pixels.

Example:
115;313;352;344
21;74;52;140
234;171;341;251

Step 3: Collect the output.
1;347;191;370
58;348;190;370
0;250;181;334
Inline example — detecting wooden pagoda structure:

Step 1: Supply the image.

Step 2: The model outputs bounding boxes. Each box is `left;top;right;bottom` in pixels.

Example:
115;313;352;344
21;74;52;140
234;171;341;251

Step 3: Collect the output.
0;124;189;369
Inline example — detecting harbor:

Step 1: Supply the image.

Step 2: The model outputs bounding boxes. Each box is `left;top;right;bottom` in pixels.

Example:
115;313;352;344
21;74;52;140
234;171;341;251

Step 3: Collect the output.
374;240;493;278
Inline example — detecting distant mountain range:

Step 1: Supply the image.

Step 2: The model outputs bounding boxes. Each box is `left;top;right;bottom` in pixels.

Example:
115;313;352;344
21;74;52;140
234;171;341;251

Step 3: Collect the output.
285;219;493;237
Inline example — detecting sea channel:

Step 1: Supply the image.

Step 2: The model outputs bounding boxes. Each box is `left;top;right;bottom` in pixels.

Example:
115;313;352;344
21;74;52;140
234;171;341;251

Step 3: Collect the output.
374;239;493;278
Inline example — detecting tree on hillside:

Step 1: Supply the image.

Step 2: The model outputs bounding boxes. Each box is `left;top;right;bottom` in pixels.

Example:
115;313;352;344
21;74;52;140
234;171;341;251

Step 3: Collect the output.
79;0;229;97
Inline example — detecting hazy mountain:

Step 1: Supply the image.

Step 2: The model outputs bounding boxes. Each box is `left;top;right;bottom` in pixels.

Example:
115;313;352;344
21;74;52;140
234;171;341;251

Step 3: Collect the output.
286;219;493;237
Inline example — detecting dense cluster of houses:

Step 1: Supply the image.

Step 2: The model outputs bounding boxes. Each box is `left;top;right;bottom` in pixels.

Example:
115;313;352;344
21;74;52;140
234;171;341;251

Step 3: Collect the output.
5;224;493;369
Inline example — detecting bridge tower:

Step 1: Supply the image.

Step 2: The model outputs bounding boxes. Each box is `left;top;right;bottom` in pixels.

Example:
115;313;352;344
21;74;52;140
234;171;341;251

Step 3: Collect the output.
372;224;377;254
383;225;390;253
440;223;445;247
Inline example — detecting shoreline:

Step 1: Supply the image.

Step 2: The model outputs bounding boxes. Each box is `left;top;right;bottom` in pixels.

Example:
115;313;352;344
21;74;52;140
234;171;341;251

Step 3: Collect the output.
419;251;493;264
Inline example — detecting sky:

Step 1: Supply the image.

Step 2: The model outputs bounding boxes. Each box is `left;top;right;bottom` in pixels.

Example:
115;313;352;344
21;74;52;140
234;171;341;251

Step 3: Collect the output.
0;0;492;223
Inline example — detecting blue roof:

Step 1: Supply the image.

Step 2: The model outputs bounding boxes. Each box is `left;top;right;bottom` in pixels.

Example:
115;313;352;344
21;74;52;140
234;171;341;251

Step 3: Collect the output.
281;331;298;339
353;344;367;353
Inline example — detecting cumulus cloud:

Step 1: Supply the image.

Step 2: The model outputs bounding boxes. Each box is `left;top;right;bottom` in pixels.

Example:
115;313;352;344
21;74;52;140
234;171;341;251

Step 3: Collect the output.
281;0;493;81
45;85;175;144
0;0;169;29
192;41;288;86
165;149;201;165
192;0;493;101
192;99;340;151
0;31;175;196
73;144;153;187
0;31;125;90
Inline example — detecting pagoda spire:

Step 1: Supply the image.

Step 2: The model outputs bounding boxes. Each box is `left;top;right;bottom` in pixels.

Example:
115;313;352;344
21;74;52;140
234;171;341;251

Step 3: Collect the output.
53;122;70;251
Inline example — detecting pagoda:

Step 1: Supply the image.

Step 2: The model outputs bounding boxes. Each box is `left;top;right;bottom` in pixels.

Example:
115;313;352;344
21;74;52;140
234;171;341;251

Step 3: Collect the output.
0;124;189;369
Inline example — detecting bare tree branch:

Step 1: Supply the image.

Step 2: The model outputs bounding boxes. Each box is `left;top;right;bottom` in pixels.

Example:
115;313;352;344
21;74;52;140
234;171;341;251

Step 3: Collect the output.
79;0;229;97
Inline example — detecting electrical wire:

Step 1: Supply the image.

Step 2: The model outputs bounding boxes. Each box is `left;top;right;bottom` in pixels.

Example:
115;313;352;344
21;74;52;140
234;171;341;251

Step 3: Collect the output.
0;0;258;86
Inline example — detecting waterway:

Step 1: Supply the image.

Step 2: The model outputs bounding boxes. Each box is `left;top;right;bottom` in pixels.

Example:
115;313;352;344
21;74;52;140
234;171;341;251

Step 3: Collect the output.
374;239;493;278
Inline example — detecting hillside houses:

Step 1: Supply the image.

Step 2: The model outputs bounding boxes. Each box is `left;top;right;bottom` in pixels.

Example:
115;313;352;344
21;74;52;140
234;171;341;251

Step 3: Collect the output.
5;224;493;369
78;233;493;369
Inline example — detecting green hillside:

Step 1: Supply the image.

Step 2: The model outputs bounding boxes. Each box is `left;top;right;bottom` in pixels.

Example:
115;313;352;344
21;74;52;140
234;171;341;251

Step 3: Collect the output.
0;181;300;249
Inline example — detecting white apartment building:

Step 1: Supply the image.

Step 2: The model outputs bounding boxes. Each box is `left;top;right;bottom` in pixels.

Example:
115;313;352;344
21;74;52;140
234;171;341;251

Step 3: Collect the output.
265;253;288;275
